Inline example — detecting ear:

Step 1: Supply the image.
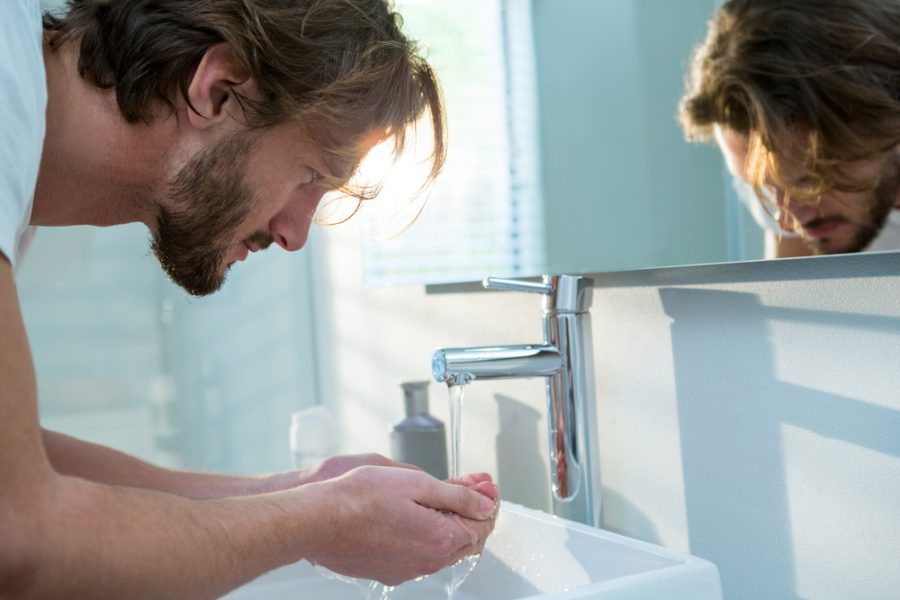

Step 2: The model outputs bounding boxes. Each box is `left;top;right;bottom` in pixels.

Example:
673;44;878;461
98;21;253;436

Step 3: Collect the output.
185;43;255;130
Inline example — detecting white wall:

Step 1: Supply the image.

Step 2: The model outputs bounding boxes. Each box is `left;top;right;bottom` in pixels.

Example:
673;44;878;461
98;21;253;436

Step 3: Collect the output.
591;252;900;600
317;227;900;600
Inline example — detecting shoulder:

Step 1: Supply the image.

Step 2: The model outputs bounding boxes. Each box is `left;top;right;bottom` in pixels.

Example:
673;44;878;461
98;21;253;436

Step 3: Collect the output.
0;0;46;270
0;1;44;47
865;209;900;253
0;0;46;91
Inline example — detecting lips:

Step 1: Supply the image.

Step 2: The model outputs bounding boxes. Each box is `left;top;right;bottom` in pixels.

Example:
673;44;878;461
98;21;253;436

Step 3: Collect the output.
800;216;849;239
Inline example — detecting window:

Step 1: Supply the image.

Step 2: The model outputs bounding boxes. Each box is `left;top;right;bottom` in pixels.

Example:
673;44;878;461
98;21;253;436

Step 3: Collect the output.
361;0;544;286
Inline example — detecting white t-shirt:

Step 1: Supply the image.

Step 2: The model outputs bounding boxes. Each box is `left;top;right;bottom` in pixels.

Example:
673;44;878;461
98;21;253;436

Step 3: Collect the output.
0;0;46;270
733;177;900;252
865;209;900;253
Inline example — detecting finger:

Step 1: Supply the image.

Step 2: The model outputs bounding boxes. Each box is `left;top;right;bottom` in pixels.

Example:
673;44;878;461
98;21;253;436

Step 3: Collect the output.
448;516;495;559
469;481;499;501
447;472;493;487
449;542;481;564
416;479;497;520
446;475;499;503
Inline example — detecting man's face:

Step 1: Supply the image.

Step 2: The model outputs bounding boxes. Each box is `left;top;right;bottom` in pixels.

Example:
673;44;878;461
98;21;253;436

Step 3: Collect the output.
151;125;338;296
715;126;900;255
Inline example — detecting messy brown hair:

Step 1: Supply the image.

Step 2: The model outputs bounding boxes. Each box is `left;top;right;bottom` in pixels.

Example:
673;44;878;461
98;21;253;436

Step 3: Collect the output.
44;0;446;204
680;0;900;198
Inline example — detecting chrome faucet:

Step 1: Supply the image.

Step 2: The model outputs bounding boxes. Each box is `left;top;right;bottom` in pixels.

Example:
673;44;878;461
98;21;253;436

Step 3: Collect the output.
431;275;600;527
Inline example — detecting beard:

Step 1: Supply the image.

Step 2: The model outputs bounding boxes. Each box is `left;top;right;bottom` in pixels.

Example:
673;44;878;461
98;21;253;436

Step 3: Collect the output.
151;131;273;296
802;154;900;255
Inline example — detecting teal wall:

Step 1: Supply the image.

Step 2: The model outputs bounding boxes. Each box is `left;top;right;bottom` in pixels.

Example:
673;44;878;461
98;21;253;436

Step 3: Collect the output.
532;0;731;274
18;225;320;475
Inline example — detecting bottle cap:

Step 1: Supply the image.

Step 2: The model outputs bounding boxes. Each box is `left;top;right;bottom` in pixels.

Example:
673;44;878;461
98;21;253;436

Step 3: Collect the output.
400;381;431;416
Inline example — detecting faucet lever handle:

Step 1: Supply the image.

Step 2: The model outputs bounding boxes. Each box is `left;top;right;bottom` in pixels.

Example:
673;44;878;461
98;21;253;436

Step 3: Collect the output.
482;277;552;295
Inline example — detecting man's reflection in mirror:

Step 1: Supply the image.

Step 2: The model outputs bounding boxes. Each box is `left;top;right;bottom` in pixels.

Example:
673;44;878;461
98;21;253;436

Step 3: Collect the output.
679;0;899;258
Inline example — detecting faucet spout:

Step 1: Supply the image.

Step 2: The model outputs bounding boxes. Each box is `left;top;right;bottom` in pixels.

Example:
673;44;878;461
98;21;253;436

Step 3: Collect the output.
432;345;562;384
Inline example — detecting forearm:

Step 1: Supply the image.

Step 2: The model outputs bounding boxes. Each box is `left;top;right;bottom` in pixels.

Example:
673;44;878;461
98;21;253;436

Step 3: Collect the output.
41;429;298;498
2;261;316;597
4;470;320;599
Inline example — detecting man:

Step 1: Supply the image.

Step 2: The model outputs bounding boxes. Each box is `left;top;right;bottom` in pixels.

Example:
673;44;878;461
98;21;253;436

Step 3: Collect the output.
0;0;498;597
680;0;900;258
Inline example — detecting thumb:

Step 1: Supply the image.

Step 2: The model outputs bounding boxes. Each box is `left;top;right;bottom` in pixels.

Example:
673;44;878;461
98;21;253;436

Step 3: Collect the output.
469;480;499;502
416;479;497;520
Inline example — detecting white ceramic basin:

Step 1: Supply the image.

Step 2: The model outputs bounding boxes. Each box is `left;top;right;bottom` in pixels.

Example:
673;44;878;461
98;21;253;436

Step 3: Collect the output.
225;502;722;599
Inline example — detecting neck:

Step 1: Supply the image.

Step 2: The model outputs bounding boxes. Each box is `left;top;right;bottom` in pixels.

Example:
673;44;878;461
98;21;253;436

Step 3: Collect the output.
33;38;176;228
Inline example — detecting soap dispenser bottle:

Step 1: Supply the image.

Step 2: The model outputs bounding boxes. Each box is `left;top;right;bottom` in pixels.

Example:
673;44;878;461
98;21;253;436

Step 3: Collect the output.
390;381;448;480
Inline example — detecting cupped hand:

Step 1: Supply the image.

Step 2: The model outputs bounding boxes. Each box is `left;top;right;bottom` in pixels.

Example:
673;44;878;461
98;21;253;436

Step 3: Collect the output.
259;453;420;493
448;472;500;506
305;466;499;586
303;453;421;484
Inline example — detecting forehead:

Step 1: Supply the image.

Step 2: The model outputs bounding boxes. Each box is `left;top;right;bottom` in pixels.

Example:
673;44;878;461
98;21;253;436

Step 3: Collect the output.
713;126;811;186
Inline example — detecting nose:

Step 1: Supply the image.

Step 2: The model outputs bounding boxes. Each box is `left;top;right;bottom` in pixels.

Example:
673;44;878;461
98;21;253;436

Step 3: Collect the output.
269;190;325;252
776;189;822;225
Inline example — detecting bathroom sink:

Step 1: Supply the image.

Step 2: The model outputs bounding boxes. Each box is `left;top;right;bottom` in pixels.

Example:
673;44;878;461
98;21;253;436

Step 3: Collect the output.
225;502;722;599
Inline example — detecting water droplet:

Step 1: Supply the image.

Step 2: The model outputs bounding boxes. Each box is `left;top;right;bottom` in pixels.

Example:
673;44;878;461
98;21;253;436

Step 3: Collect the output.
445;554;480;599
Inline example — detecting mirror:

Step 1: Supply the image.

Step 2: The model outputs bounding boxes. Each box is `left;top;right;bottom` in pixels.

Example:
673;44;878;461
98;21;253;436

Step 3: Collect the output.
526;0;899;275
532;0;738;274
373;0;898;286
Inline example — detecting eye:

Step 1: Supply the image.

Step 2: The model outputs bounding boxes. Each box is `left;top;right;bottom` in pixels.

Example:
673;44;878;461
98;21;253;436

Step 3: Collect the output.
309;170;324;185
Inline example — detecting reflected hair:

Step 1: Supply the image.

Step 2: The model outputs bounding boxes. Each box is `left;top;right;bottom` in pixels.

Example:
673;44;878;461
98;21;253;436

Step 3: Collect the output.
679;0;900;198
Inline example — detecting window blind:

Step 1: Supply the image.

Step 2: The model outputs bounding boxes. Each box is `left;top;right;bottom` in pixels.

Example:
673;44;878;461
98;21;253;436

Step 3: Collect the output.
362;0;544;286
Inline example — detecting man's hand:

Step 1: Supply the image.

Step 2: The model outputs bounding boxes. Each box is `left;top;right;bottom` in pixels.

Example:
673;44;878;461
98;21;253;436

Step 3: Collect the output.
258;453;421;493
448;471;500;505
302;466;499;586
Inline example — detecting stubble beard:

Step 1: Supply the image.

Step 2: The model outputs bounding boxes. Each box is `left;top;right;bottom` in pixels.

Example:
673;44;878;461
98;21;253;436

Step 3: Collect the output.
802;156;900;255
151;132;259;297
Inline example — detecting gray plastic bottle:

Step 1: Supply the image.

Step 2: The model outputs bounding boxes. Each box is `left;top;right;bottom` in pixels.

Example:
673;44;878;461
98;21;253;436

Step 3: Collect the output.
390;381;448;480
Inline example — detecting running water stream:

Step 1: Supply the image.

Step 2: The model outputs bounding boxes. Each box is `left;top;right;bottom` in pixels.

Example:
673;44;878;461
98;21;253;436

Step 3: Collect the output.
314;383;481;599
445;383;481;598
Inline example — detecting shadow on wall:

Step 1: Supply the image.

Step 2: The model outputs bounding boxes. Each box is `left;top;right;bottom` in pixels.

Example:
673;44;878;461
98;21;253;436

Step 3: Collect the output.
660;287;900;600
600;487;662;547
495;394;551;513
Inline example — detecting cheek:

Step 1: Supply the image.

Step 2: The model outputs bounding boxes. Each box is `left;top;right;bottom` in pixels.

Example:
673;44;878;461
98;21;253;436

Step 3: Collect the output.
821;191;871;220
